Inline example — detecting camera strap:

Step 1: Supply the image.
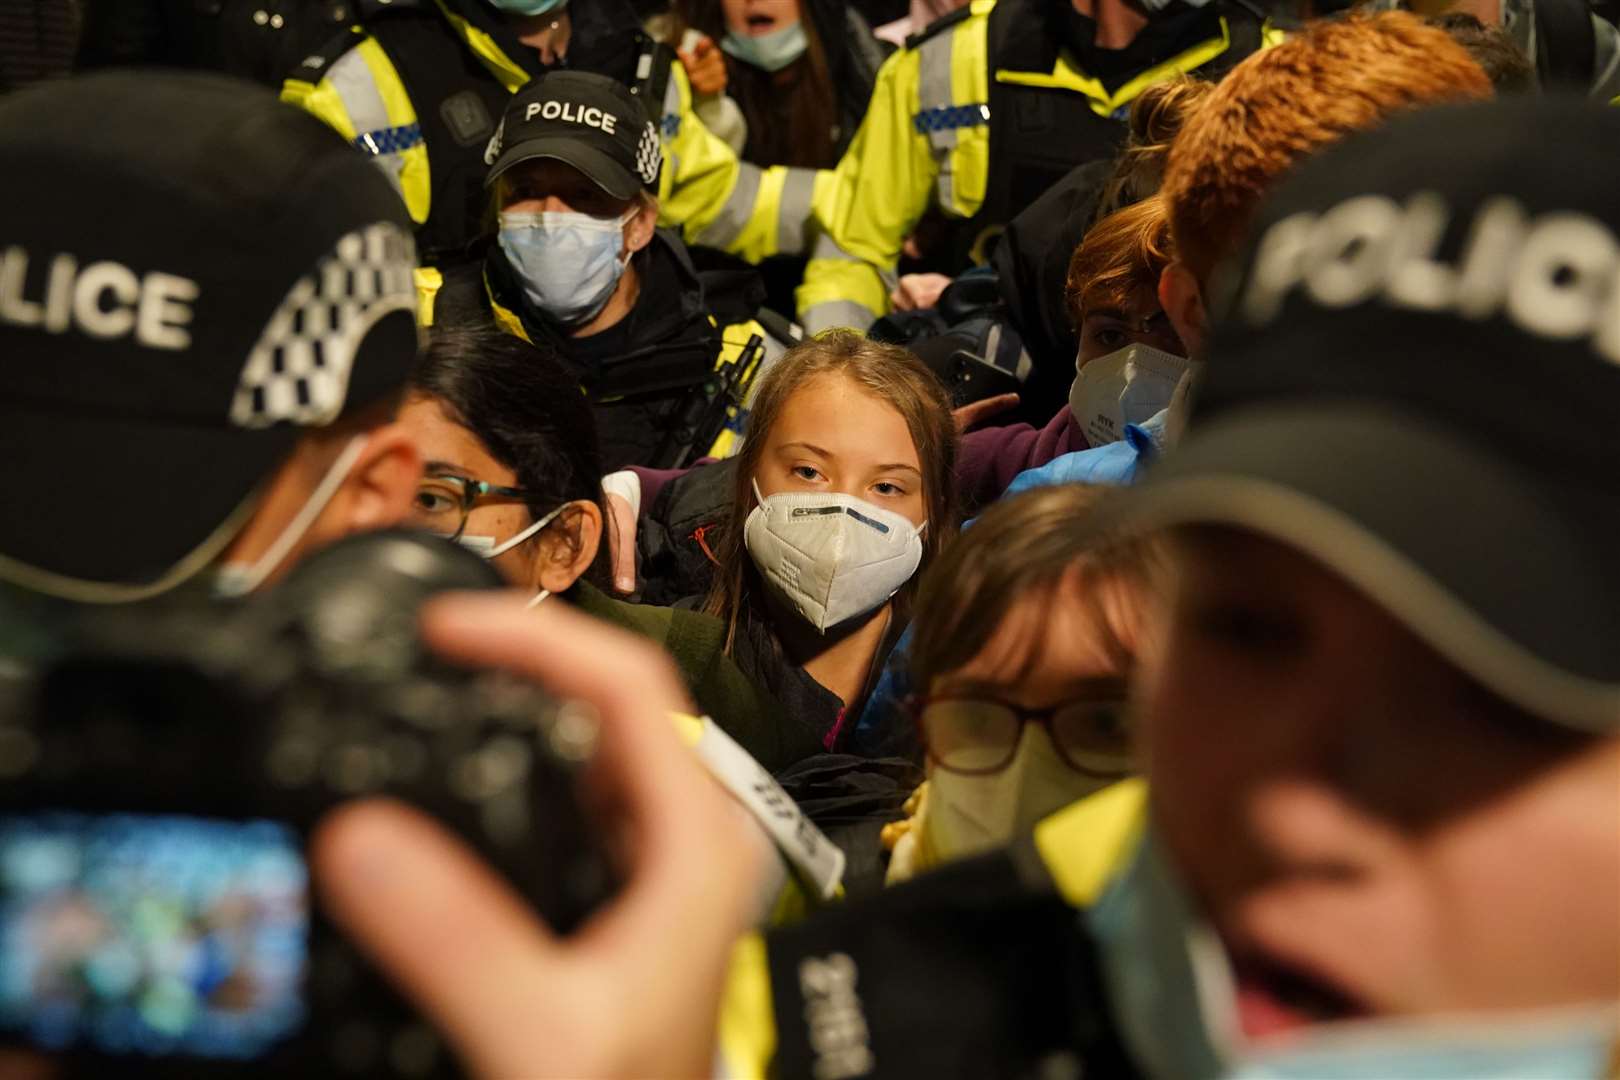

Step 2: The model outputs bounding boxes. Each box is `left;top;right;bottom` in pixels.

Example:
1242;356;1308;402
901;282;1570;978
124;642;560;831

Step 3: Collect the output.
675;714;846;902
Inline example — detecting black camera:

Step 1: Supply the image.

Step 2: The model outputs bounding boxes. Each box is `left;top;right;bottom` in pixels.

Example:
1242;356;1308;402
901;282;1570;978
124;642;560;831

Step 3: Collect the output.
0;531;619;1076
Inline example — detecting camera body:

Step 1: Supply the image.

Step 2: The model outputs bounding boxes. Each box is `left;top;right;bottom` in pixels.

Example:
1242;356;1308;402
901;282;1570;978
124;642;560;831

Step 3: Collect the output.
0;532;618;1076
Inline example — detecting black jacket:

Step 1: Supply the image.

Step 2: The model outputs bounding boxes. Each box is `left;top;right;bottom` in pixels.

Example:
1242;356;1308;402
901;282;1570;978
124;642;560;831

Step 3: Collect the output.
438;230;770;471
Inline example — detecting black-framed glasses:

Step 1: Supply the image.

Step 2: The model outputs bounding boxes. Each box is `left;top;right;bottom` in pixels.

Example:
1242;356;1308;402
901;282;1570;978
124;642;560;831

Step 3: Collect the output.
407;473;532;541
909;684;1134;779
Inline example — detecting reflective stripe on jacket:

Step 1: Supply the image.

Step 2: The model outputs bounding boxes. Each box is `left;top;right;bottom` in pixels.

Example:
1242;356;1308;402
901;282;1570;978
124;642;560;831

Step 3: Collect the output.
282;4;826;265
796;0;1283;333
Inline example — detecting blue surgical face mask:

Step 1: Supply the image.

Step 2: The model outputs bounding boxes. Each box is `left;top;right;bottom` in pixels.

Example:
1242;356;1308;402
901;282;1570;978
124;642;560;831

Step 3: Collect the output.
487;0;567;16
720;19;808;72
498;208;633;327
1088;829;1620;1080
1224;1008;1619;1080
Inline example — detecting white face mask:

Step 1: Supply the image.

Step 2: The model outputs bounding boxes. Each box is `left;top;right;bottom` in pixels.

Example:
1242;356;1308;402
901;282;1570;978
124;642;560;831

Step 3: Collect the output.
743;479;925;634
922;725;1115;864
1069;343;1191;447
214;435;369;599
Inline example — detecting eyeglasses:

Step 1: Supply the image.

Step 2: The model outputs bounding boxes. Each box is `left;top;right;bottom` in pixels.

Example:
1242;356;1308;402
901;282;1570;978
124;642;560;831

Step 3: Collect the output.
407;473;532;541
910;684;1134;778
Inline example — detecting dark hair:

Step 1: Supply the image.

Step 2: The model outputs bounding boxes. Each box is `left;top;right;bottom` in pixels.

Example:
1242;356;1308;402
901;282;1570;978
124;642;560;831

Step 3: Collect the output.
669;0;839;168
1428;13;1535;95
700;331;960;651
409;322;609;583
911;485;1165;691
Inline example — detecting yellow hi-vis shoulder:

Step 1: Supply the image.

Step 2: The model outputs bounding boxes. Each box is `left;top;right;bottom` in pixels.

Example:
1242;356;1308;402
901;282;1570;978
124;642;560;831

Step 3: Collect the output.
797;0;1255;334
1032;777;1149;907
286;11;821;268
281;34;433;226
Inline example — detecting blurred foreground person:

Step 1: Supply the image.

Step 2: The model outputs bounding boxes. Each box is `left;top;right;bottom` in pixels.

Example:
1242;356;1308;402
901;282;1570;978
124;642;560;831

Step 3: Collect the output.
0;72;422;610
316;97;1619;1079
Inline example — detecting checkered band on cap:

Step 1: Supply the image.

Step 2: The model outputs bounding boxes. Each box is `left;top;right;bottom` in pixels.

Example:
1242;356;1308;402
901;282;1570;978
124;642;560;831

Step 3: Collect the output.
635;121;662;186
230;222;417;429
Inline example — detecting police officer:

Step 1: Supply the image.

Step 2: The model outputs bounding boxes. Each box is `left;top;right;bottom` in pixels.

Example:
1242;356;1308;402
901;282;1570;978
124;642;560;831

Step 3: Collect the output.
0;71;424;610
281;0;825;282
795;0;1283;333
433;72;800;471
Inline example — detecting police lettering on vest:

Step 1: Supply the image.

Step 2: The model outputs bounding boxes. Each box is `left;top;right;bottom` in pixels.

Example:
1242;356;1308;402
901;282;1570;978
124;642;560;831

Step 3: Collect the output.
524;100;618;135
1240;192;1620;366
0;247;199;350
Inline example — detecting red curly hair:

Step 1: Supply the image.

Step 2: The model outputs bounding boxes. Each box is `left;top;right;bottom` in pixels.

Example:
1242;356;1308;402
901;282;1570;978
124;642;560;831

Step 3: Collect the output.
1066;195;1174;329
1161;11;1492;288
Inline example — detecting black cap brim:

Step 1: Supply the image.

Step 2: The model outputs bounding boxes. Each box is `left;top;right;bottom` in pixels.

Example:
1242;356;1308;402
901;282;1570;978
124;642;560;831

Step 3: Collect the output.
486;138;640;201
0;405;300;601
1098;404;1620;733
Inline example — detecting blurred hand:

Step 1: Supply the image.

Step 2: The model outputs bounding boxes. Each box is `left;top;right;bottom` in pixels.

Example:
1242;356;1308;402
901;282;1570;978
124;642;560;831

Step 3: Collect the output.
603;490;638;595
314;596;766;1078
890;272;954;313
953;392;1020;433
679;35;728;97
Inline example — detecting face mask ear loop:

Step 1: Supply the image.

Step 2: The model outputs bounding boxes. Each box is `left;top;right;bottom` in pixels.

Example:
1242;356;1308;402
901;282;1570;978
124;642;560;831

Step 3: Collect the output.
751;477;767;507
483;501;569;560
616;205;640;267
216;434;369;598
525;588;551;609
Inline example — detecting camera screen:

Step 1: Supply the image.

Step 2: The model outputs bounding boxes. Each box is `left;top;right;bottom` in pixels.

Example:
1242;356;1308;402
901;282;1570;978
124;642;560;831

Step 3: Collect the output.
0;812;308;1060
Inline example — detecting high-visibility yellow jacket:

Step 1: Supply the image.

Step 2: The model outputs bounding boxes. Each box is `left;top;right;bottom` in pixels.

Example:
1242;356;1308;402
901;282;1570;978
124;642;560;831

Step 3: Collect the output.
281;1;828;272
796;0;1283;333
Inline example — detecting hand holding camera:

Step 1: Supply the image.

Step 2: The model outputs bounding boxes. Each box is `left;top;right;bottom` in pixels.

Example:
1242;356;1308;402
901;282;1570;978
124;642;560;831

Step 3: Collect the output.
0;533;765;1077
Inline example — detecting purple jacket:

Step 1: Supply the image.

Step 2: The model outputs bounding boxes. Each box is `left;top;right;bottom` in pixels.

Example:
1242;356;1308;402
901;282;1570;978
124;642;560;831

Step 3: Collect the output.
956;408;1087;510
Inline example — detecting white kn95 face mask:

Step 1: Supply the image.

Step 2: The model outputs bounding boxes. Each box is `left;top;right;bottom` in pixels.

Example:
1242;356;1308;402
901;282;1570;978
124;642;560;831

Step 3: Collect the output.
1069;343;1192;447
743;479;925;633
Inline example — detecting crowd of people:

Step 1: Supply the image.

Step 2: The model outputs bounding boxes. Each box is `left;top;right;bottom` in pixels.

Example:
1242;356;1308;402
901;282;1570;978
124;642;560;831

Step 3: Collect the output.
1;0;1618;1075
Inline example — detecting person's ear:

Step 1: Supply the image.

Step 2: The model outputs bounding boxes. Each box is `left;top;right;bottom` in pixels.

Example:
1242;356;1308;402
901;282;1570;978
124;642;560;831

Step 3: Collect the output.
1159;262;1208;360
334;423;423;536
624;195;659;256
533;501;604;595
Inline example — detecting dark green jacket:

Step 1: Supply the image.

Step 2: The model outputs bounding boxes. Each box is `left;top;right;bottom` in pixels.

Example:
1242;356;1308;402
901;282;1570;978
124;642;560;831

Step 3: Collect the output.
570;581;819;772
